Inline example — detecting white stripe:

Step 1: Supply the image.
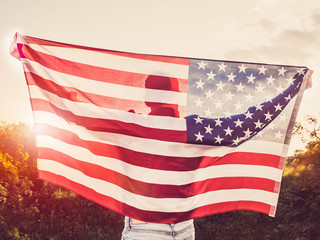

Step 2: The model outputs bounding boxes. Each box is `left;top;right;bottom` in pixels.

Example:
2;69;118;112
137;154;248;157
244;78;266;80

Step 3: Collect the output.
16;33;27;44
23;60;187;105
38;159;278;212
30;86;187;131
34;113;287;158
27;43;189;79
36;136;283;185
32;110;287;159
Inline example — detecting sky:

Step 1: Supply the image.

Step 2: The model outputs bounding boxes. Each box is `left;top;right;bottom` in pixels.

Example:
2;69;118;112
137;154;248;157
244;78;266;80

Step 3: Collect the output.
1;0;320;153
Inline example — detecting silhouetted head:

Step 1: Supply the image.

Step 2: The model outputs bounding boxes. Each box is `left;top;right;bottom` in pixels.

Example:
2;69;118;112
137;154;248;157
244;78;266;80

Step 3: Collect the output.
144;74;180;117
145;75;179;91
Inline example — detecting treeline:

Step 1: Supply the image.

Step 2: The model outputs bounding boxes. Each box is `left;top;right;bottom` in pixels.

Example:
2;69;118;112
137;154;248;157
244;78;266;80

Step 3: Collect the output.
0;119;319;240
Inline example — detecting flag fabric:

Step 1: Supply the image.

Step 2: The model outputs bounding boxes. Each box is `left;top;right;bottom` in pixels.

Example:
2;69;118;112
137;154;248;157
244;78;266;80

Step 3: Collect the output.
11;33;310;223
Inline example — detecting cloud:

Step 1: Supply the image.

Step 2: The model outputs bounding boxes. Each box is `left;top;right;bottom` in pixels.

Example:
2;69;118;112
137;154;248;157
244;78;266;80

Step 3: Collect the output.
310;9;320;26
224;9;320;66
258;19;277;31
225;31;316;65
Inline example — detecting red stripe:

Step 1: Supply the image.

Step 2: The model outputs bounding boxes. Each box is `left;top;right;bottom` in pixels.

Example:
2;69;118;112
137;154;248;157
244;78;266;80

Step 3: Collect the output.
24;36;190;65
38;148;278;198
27;73;176;116
39;171;272;223
31;99;187;143
35;124;282;171
21;44;188;92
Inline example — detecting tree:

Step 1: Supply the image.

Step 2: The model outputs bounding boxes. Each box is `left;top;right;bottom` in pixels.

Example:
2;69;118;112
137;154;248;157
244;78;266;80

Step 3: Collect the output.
0;122;36;239
286;114;320;189
0;122;123;239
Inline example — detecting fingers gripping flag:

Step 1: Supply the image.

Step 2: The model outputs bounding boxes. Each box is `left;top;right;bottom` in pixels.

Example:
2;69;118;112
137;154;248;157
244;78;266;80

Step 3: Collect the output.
11;33;310;223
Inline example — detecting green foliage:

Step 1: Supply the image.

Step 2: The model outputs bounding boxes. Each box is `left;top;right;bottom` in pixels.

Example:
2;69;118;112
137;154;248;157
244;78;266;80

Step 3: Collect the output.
0;117;319;239
0;122;123;240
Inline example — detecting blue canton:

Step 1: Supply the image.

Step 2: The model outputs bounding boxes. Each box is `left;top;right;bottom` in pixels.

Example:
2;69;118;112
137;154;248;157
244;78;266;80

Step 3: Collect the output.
186;60;308;146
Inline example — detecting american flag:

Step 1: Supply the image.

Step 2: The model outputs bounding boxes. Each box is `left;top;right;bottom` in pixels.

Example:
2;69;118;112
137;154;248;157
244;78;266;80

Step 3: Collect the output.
11;33;310;223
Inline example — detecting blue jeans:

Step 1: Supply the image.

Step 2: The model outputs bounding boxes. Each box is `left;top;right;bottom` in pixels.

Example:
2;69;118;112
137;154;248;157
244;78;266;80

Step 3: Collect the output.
121;217;195;240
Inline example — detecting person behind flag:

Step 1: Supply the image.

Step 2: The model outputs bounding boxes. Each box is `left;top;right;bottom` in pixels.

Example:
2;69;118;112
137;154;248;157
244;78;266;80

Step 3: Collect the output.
121;70;314;240
121;74;195;240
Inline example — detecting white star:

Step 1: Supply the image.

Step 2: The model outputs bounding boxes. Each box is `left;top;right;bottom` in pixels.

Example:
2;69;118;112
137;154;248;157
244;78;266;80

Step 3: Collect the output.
266;76;275;84
207;71;216;80
196;79;205;89
215;118;223;127
236;82;245;92
244;111;253;119
218;62;227;72
264;111;273;121
194;98;203;107
224;126;233;136
243;128;252;137
197;60;207;70
234;102;243;110
245;92;254;102
286;76;295;85
204;124;213;134
214;135;224;144
215;100;224;109
205;90;214;99
268;122;275;130
227;72;236;82
280;114;288;122
225;91;234;101
297;68;305;75
258;65;267;75
255;104;263;111
195;132;204;142
254;119;263;129
247;74;256;84
204;108;213;117
194;116;203;124
216;81;226;91
257;131;264;138
194;98;204;107
276;85;285;94
274;103;282;111
234;118;244;128
284;94;292;102
238;64;247;73
233;137;241;145
224;110;232;119
278;67;287;76
256;84;265;93
274;130;283;140
265;94;273;103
